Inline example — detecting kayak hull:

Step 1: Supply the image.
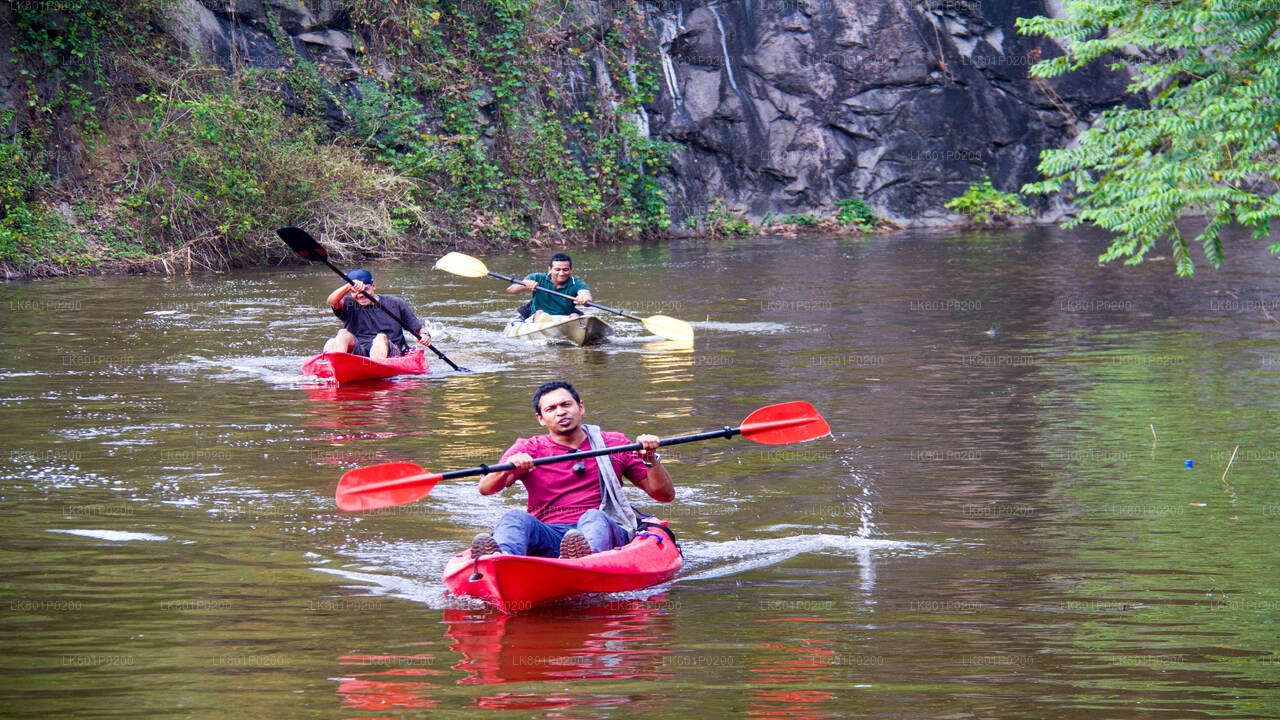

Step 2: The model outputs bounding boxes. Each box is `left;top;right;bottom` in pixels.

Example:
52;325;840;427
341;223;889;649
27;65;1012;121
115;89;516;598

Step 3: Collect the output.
302;349;428;383
503;315;613;346
443;522;681;613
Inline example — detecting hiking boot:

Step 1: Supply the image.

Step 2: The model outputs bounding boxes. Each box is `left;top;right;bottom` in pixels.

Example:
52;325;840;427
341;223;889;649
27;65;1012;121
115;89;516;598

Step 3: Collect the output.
470;533;500;558
559;529;592;559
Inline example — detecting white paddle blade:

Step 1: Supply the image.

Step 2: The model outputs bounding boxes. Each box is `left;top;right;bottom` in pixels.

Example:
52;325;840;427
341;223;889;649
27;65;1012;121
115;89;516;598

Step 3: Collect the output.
643;315;695;345
434;252;490;278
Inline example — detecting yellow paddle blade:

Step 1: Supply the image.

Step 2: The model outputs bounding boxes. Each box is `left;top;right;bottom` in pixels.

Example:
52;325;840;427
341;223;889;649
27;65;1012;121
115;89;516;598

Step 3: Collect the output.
434;252;490;278
642;314;695;345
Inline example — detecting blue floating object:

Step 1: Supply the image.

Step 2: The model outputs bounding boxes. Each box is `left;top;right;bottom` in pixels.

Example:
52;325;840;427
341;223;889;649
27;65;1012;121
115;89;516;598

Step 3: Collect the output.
1185;460;1194;468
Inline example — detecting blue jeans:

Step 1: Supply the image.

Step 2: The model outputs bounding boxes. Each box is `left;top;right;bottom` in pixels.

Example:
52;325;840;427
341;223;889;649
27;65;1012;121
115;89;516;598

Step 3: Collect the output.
492;508;629;557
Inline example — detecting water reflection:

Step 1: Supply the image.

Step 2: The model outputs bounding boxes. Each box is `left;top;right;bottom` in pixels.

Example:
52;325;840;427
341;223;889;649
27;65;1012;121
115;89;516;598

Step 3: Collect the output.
747;617;866;719
445;599;675;685
330;598;675;714
334;650;444;713
301;379;437;471
640;339;697;363
302;378;434;422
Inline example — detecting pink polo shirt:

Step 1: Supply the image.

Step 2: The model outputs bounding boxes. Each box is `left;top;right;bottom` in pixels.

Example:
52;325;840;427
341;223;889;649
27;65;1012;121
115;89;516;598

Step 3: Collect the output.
499;432;649;524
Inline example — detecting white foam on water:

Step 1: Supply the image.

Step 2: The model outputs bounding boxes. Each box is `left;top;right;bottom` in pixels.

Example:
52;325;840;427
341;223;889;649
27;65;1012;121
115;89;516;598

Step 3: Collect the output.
312;562;482;610
48;529;169;542
316;524;931;610
676;534;928;582
695;320;792;334
157;354;305;386
418;482;522;531
57;423;183;441
312;566;438;602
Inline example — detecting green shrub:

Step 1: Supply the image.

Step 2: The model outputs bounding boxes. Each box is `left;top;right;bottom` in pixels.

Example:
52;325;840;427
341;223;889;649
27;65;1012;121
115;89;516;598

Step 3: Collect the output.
944;179;1031;225
685;198;755;236
0;118;68;265
5;0;682;272
835;197;878;230
1019;0;1280;275
781;213;819;226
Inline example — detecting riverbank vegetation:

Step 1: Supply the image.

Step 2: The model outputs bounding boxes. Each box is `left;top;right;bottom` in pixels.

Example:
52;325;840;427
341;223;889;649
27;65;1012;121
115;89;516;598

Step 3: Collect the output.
1;0;676;277
3;1;423;275
3;0;1276;278
680;196;885;237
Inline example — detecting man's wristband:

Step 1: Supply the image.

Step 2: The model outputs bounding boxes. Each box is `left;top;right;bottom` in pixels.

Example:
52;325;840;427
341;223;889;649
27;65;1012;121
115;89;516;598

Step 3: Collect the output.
642;453;661;467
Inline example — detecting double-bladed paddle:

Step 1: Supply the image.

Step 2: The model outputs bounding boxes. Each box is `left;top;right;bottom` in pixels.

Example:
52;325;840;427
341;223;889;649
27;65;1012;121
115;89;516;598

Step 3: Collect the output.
277;227;470;372
433;251;695;345
335;401;830;511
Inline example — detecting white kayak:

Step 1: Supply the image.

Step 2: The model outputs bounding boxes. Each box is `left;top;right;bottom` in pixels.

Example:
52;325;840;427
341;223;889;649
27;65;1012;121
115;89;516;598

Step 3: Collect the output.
503;314;614;346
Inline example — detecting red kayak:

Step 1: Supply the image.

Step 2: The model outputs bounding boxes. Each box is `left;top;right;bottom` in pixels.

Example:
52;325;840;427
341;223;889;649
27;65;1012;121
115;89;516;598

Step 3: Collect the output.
302;349;428;383
443;521;681;613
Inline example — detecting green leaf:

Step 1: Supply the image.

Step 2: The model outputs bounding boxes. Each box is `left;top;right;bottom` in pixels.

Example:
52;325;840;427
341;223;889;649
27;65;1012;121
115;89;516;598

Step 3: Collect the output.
1018;0;1280;274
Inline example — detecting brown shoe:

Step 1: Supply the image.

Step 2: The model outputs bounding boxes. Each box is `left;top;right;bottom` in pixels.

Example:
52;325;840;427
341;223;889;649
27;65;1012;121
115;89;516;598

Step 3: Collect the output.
470;533;500;558
559;529;592;559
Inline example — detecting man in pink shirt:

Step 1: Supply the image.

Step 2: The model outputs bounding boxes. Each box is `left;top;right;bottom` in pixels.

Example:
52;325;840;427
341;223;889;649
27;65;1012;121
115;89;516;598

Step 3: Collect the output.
471;381;675;559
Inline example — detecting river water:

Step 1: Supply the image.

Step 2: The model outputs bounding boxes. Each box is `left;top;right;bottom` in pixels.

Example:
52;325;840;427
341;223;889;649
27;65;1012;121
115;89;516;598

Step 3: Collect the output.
1;227;1277;718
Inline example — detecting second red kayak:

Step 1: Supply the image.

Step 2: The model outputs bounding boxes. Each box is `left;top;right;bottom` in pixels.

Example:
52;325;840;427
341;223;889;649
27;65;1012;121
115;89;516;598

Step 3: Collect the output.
443;521;681;613
302;349;428;383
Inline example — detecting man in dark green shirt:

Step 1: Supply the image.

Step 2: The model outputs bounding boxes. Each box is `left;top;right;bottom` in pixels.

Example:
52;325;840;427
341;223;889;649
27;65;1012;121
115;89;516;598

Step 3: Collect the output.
507;252;593;319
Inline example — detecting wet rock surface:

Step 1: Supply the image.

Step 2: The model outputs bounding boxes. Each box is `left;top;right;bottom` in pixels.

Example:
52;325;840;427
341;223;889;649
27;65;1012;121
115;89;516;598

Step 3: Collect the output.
646;0;1131;225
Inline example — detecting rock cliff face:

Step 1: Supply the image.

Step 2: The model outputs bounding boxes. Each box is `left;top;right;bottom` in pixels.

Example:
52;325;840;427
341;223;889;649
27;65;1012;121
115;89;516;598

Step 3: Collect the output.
644;0;1131;225
47;0;1128;229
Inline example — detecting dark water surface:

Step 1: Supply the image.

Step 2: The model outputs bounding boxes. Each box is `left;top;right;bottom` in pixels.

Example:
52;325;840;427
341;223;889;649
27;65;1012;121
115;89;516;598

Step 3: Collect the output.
1;228;1278;718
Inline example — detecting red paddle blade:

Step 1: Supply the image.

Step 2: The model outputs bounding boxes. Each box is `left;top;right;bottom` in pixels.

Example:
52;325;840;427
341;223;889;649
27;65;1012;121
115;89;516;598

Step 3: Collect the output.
739;401;830;445
336;462;442;512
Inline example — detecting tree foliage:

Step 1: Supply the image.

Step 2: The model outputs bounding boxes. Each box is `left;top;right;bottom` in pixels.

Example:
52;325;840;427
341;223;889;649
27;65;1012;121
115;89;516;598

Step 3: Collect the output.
1018;0;1280;275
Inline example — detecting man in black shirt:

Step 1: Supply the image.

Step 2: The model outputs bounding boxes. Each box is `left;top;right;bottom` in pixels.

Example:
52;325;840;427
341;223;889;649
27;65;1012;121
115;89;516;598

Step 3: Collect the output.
322;269;429;358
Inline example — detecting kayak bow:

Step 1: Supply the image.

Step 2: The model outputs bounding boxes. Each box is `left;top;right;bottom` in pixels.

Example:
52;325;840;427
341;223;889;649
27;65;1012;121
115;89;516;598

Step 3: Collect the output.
302;349;428;384
443;521;681;613
502;314;614;346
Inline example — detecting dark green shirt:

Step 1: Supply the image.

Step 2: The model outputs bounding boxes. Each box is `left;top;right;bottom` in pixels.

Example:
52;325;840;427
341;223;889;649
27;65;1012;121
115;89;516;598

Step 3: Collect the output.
524;273;590;316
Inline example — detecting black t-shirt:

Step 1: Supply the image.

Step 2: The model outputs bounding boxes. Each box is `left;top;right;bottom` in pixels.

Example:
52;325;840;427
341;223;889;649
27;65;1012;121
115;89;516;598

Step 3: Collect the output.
333;294;422;353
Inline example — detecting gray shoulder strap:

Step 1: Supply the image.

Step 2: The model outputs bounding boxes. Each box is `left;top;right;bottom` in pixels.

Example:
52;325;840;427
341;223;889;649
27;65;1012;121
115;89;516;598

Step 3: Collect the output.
584;424;638;536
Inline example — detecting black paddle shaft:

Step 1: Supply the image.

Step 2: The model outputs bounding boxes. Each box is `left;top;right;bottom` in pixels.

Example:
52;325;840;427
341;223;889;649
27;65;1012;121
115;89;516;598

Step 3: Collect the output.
438;426;743;480
276;227;469;372
486;269;642;322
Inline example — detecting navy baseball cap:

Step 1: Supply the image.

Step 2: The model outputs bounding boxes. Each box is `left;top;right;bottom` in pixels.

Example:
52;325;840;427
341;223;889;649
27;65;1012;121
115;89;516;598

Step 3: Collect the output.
348;269;374;284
